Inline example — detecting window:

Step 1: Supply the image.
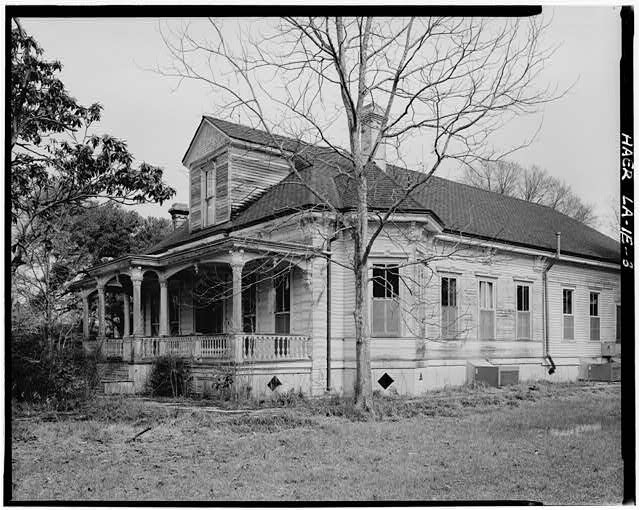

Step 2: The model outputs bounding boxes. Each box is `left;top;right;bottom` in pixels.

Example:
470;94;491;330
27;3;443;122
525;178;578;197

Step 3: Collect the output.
516;284;531;340
242;273;257;333
589;292;600;341
441;277;458;339
563;289;574;340
616;305;621;343
372;265;400;336
478;280;495;340
204;165;215;226
274;272;290;334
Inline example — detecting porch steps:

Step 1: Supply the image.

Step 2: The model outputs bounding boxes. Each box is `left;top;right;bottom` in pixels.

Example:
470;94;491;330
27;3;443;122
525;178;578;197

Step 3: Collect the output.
96;362;132;394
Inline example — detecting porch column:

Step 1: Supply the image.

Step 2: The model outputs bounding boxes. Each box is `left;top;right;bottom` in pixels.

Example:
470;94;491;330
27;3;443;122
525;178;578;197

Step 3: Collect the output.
131;269;144;337
230;252;244;362
82;292;90;339
97;283;106;338
123;293;131;337
159;276;169;337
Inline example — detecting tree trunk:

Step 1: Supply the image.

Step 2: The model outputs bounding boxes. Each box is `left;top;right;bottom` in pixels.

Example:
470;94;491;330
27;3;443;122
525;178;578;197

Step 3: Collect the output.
353;167;373;412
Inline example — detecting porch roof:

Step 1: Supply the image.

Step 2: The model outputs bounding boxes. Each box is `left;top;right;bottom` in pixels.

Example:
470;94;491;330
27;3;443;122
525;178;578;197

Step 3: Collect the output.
70;236;323;290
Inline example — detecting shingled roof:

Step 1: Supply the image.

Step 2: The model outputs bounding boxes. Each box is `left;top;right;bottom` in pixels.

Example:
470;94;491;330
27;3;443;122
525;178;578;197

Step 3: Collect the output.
149;118;619;263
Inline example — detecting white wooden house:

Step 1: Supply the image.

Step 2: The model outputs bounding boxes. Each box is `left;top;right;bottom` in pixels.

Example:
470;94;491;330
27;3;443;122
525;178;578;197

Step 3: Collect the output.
73;113;621;396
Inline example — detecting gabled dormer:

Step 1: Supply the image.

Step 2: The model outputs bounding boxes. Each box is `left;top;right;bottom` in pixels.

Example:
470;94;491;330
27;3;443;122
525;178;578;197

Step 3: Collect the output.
182;116;294;232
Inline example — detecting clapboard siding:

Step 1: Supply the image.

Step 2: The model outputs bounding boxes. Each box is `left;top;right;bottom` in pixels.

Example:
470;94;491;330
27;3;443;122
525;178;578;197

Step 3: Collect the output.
229;147;291;212
546;262;619;358
183;120;229;168
216;157;230;223
190;167;202;230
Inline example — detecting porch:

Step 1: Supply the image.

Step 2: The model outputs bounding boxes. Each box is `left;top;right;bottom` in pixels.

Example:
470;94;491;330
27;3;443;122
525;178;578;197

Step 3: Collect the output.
74;236;323;367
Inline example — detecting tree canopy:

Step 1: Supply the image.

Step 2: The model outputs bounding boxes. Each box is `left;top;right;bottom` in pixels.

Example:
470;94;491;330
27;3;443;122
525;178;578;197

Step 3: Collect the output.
10;19;175;272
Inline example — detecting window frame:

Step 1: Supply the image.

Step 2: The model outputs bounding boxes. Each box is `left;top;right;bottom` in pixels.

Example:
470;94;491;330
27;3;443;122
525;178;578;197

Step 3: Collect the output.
477;279;496;341
204;163;216;227
440;276;458;340
562;288;575;341
371;264;401;337
515;282;532;340
589;291;600;341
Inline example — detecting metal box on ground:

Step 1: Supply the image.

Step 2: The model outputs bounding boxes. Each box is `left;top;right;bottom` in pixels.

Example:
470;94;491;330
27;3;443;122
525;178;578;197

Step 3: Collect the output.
499;366;520;386
587;361;621;382
467;361;520;387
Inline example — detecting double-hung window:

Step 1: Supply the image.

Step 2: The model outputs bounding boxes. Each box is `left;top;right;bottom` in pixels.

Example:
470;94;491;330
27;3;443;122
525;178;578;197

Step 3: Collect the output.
372;265;400;336
274;272;290;334
478;280;495;340
204;164;216;226
242;273;257;333
589;292;600;341
516;284;531;340
563;289;574;340
441;277;458;339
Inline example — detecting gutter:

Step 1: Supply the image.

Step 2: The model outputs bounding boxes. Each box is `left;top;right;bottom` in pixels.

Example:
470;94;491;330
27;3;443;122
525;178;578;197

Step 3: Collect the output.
542;232;561;374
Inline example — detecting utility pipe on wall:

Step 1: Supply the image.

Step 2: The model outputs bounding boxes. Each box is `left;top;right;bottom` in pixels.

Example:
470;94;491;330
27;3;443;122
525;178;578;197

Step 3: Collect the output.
542;232;561;374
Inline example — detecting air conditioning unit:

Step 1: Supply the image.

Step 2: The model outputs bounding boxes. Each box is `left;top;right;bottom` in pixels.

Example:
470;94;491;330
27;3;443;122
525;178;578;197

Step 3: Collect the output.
499;366;520;386
587;362;621;382
467;361;520;387
601;342;621;357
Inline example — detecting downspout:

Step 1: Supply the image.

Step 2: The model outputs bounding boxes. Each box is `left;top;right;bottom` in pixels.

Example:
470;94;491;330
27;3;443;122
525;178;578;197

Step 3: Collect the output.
326;223;340;392
542;232;561;374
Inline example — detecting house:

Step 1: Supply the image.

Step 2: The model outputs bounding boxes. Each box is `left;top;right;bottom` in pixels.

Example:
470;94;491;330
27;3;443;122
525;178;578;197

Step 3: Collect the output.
73;110;621;396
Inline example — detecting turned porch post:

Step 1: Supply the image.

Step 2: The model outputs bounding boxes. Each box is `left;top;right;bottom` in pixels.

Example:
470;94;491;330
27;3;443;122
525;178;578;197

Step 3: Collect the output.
82;292;90;339
131;269;144;337
230;252;244;362
123;293;131;337
96;282;106;338
159;275;169;337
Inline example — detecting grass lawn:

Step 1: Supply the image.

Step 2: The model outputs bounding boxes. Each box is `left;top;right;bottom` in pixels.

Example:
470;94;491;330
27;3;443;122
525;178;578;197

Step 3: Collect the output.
10;381;622;503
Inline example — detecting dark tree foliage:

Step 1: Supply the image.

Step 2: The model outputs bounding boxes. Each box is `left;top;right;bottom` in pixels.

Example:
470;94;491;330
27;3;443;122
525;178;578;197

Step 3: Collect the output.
10;20;175;272
66;202;172;266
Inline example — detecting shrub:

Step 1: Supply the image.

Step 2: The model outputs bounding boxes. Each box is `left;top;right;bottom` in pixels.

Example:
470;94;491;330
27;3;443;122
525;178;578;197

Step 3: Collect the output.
147;356;192;397
11;331;98;410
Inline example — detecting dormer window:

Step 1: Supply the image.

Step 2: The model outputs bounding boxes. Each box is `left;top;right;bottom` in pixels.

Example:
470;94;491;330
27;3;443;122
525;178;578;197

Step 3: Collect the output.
204;163;216;226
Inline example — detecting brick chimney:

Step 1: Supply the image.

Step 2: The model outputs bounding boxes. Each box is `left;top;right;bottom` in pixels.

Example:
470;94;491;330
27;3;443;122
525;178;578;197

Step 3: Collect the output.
360;103;386;171
168;202;189;231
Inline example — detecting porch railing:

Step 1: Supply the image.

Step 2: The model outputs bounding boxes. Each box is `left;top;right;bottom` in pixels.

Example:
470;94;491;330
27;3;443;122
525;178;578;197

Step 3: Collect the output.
105;338;124;359
140;335;231;360
240;334;310;362
113;333;309;362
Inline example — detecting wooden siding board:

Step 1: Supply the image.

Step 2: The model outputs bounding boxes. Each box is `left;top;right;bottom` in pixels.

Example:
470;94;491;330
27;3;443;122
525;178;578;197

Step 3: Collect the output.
216;162;230;223
229;148;291;212
190;167;202;230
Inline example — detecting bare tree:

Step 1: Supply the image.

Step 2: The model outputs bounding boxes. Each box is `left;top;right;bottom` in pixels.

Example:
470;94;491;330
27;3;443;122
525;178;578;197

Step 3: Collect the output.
158;16;560;411
462;159;598;227
462;160;521;195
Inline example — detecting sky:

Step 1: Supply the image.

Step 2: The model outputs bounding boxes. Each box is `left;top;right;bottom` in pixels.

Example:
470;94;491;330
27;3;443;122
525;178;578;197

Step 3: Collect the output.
21;8;622;236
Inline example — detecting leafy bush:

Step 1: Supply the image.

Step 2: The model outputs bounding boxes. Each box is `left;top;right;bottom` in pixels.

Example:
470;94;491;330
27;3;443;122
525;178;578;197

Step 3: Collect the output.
11;331;98;410
201;371;235;401
147;356;192;397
